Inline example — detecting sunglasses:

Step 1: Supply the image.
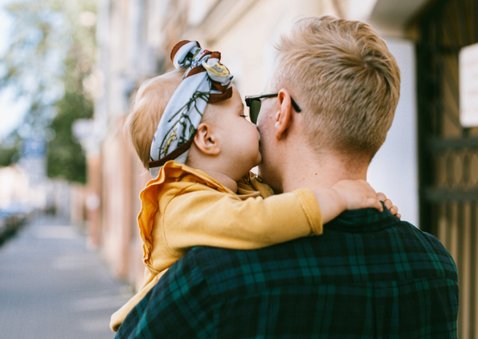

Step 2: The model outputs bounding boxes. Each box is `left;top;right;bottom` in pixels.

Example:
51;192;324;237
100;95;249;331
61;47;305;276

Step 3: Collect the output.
245;93;302;124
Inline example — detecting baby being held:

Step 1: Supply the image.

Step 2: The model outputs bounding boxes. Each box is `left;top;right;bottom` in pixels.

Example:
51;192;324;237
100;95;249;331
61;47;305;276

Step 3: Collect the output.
111;40;393;331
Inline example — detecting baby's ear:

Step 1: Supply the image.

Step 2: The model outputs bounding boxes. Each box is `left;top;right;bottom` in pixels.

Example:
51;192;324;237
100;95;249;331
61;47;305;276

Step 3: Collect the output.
193;123;220;155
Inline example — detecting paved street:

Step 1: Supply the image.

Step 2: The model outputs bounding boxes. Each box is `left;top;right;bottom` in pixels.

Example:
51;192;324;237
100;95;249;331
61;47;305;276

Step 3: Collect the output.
0;215;131;339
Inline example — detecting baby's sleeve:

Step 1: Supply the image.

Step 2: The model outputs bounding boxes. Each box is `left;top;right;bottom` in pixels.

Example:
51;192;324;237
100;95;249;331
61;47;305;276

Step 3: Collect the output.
163;185;322;253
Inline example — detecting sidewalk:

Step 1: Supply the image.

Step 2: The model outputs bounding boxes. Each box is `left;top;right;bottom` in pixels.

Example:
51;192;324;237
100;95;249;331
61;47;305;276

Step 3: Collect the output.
0;214;131;339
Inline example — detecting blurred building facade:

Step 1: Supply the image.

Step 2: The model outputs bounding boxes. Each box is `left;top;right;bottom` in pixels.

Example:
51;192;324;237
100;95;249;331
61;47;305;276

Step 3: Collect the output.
77;0;477;337
409;1;478;337
0;139;74;220
0;166;29;208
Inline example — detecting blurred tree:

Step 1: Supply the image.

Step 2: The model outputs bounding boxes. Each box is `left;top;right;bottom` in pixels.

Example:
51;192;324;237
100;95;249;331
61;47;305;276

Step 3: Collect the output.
47;91;92;183
0;0;96;183
0;0;66;135
0;130;21;166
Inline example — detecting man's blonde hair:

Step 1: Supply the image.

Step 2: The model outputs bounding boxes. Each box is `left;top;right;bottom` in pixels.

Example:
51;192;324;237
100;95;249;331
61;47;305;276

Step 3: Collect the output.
274;16;400;160
126;71;183;168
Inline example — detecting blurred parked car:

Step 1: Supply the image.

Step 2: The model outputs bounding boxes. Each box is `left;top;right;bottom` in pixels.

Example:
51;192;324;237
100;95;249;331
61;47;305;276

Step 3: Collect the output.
0;204;32;244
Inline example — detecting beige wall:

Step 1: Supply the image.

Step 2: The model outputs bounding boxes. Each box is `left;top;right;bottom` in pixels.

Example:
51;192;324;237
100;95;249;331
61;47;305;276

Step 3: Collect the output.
185;0;338;97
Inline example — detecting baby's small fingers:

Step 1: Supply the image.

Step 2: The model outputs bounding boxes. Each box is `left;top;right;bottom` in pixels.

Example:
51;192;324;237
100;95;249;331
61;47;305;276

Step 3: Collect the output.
383;199;393;210
376;192;387;201
391;205;399;215
370;198;383;212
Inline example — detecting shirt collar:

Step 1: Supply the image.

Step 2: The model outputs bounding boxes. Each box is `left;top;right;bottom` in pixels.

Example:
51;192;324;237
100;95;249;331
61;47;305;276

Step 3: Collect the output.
326;205;400;233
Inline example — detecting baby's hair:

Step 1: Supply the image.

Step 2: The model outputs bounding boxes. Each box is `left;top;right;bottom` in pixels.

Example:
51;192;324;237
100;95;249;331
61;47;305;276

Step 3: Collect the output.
126;71;183;168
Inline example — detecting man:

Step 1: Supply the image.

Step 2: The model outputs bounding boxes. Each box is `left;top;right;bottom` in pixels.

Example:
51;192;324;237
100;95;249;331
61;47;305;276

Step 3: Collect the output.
117;16;458;338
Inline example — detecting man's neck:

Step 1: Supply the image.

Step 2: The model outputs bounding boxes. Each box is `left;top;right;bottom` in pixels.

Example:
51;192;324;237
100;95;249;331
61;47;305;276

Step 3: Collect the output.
281;151;368;192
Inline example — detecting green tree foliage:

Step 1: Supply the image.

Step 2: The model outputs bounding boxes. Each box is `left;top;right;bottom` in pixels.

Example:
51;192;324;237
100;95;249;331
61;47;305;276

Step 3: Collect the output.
0;0;96;184
0;144;18;167
0;147;15;166
0;0;66;134
0;131;21;166
46;91;93;183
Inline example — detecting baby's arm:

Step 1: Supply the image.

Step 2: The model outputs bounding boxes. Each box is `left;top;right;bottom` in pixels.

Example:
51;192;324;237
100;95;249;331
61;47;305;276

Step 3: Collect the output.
164;185;322;251
164;180;384;253
162;180;383;251
314;180;383;223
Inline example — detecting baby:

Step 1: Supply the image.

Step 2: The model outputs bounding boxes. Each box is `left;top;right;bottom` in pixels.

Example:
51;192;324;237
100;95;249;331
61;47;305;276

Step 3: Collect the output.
111;40;389;331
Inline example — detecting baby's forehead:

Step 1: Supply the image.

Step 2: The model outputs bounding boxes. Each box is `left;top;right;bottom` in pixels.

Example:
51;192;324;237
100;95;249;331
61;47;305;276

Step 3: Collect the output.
231;85;242;98
228;85;243;103
225;86;243;108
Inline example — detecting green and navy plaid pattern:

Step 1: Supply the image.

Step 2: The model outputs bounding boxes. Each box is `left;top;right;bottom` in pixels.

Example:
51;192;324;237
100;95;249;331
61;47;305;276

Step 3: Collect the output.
116;208;458;339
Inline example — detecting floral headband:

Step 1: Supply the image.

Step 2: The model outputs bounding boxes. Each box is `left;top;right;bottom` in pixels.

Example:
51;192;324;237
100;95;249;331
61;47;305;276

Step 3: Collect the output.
148;40;233;177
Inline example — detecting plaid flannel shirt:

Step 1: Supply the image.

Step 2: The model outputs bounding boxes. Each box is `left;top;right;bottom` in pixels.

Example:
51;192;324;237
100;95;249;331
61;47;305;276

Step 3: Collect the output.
116;208;458;339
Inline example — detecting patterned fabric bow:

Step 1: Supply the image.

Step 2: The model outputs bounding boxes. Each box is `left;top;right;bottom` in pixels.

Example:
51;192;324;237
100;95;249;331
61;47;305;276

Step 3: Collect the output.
148;40;233;177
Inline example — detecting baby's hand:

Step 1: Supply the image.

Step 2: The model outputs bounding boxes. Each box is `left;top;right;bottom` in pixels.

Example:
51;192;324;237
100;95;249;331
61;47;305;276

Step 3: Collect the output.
376;192;401;218
331;180;383;212
314;180;390;224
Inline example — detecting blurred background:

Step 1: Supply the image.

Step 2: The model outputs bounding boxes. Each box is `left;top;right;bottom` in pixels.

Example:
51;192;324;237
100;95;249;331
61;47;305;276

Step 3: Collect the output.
0;0;477;338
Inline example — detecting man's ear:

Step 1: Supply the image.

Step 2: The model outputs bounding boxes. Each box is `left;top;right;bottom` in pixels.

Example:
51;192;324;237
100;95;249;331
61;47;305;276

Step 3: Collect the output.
274;89;294;140
193;122;220;155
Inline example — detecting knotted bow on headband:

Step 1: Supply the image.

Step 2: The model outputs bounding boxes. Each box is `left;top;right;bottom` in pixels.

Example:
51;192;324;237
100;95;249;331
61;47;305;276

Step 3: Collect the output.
148;40;233;177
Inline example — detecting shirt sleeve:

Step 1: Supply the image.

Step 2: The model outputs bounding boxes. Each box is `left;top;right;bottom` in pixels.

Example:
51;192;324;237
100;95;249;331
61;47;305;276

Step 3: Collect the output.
163;184;323;252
